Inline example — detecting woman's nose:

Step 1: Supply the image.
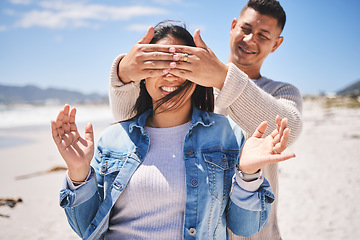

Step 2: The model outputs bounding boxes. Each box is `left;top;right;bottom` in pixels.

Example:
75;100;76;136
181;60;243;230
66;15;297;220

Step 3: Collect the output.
163;73;179;81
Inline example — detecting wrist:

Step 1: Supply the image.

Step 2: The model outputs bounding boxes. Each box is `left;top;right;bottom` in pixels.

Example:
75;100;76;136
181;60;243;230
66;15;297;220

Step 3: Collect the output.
215;64;228;90
117;57;133;84
68;167;90;182
118;66;129;84
236;165;262;182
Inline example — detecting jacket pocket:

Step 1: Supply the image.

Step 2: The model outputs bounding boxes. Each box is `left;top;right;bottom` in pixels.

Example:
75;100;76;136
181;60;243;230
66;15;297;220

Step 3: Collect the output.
97;151;130;195
98;151;128;176
203;149;238;202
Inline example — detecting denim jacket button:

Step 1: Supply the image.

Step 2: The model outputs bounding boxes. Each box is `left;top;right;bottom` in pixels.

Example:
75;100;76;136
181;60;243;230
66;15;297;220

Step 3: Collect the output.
190;179;198;187
188;228;196;236
186;149;194;155
113;182;122;190
101;163;107;173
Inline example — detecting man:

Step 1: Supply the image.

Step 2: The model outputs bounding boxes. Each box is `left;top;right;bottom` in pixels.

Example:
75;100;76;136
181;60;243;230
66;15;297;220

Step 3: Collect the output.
108;0;302;239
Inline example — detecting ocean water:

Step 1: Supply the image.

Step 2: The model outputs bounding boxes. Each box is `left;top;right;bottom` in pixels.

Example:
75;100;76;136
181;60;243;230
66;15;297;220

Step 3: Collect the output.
0;104;113;129
0;104;114;148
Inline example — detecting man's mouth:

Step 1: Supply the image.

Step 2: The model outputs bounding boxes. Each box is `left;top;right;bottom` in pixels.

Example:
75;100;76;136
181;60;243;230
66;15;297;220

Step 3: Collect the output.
238;45;256;55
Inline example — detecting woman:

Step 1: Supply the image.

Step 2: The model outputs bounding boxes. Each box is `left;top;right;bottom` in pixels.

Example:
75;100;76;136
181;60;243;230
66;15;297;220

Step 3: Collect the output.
51;21;295;240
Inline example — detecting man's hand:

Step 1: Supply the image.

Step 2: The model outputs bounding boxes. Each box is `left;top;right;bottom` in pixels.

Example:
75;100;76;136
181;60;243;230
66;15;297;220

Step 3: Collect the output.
118;28;228;90
167;29;228;90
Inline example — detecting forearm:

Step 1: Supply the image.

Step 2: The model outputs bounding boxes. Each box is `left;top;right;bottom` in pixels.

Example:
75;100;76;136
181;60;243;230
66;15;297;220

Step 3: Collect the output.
109;54;140;121
216;63;303;145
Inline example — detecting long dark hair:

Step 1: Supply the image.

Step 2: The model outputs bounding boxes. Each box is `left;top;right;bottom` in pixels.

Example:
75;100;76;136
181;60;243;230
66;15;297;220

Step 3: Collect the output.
132;21;214;119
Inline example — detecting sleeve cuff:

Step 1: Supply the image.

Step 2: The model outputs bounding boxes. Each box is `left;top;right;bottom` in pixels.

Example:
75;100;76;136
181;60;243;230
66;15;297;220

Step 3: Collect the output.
235;173;264;192
63;167;98;207
66;169;93;191
109;54;140;91
230;174;273;211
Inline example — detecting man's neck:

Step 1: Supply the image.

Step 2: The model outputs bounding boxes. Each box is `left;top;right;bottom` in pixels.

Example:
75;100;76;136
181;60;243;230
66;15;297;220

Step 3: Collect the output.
242;68;261;80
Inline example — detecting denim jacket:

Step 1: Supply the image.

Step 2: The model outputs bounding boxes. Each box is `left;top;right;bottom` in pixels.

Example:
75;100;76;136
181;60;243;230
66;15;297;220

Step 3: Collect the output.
59;107;275;240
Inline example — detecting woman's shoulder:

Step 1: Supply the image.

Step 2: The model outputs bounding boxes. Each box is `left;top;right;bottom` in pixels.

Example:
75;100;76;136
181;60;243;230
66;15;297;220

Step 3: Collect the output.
195;110;245;149
98;122;130;142
96;121;138;153
203;111;243;133
208;111;229;122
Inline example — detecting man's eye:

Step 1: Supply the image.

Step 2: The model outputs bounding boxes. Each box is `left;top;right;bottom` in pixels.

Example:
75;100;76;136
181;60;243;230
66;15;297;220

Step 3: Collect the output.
241;27;251;34
259;34;269;40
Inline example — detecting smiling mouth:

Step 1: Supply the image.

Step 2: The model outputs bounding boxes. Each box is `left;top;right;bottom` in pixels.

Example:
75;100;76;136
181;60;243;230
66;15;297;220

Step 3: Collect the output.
238;45;256;55
161;86;178;93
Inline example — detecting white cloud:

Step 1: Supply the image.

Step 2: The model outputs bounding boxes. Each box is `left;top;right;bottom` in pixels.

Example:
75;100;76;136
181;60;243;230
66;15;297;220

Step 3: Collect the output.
0;25;8;31
3;9;16;16
152;0;182;5
11;1;169;29
9;0;32;4
127;24;152;32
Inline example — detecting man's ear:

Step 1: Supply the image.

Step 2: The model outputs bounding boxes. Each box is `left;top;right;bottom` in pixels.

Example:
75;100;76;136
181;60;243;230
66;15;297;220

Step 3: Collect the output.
271;36;284;53
230;18;238;32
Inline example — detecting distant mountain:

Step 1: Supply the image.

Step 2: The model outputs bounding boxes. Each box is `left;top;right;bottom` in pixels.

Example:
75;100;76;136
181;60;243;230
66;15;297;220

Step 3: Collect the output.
337;79;360;96
0;84;108;105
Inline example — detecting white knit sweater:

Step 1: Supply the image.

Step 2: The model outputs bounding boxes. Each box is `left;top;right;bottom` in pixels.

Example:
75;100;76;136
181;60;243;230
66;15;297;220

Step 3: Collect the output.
108;54;303;240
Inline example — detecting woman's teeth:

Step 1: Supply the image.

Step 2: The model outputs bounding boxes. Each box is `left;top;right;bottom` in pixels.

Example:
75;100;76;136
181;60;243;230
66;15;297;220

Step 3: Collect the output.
161;86;178;93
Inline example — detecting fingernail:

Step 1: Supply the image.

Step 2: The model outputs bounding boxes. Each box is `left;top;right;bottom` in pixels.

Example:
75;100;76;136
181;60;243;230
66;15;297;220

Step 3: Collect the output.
170;62;176;67
173;54;180;61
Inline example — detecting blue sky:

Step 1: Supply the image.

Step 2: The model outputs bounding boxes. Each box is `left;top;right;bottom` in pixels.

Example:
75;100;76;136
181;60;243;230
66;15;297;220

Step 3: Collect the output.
1;0;359;95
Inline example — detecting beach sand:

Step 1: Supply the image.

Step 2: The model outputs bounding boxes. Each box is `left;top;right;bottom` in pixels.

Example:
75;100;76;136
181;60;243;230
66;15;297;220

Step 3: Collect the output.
277;99;360;239
0;100;359;240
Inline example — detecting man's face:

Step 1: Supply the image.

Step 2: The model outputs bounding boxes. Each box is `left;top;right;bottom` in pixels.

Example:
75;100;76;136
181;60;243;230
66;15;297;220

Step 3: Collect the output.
229;7;283;72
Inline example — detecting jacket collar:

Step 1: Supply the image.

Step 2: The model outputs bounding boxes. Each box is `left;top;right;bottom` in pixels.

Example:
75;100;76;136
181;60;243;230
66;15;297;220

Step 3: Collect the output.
128;107;215;133
190;106;214;128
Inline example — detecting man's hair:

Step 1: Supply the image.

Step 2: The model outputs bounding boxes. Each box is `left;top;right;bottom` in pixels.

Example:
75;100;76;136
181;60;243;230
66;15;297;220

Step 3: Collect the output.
242;0;286;32
132;20;214;119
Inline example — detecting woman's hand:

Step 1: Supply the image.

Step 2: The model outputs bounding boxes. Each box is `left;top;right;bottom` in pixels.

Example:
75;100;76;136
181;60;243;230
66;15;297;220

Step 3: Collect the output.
239;116;295;174
51;105;94;182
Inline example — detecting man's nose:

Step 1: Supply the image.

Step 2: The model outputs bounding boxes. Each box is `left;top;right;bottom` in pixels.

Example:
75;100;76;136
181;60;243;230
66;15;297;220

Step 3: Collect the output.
243;33;255;43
